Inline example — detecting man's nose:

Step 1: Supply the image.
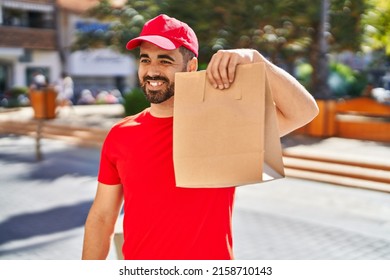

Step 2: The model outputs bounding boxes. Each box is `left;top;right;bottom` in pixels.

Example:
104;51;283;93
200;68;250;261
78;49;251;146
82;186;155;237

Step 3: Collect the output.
145;63;161;77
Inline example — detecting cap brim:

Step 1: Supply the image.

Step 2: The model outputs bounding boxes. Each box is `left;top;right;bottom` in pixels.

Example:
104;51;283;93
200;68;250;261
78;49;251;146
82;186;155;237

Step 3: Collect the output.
126;35;180;51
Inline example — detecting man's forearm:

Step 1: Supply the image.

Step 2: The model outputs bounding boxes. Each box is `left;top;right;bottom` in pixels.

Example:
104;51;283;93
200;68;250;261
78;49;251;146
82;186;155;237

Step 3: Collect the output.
256;53;319;136
82;213;114;260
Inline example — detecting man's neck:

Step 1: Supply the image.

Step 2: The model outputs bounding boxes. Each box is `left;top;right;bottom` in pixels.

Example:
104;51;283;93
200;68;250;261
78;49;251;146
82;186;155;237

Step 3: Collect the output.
149;97;174;118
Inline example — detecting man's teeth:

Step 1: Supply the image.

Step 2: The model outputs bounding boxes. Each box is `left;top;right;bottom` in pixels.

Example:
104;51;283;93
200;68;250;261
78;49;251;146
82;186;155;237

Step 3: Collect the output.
149;81;163;87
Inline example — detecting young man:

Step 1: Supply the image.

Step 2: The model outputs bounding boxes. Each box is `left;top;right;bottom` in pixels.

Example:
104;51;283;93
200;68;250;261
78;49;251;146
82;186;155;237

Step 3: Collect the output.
82;14;319;260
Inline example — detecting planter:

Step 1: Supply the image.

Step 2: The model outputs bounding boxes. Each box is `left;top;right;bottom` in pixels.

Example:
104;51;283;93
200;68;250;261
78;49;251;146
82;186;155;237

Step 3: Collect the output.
305;99;336;137
295;98;390;142
29;87;57;119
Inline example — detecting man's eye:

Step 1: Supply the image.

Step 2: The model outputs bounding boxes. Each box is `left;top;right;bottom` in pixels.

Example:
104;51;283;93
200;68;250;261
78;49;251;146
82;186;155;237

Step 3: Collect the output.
161;60;172;64
140;59;150;63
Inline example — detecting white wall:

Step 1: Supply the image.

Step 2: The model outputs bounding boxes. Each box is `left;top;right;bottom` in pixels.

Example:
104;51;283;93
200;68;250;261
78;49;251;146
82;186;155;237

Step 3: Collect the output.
14;50;61;86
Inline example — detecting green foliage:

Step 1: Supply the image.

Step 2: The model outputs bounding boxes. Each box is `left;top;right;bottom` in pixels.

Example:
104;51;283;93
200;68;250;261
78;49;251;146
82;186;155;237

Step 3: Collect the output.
329;63;368;97
160;0;367;64
330;0;367;51
72;0;155;54
122;87;150;116
72;0;367;64
8;86;28;98
362;0;390;55
1;86;29;108
295;63;313;88
296;62;368;98
71;0;373;99
161;0;317;64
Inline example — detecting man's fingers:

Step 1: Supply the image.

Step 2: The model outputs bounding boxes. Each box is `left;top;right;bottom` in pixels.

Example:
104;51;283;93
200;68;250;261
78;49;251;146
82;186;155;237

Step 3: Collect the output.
226;54;239;84
206;49;258;90
207;51;229;89
206;50;241;90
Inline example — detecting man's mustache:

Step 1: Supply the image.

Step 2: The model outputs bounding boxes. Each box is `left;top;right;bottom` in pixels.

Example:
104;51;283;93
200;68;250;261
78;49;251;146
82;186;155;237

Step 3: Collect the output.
143;75;170;83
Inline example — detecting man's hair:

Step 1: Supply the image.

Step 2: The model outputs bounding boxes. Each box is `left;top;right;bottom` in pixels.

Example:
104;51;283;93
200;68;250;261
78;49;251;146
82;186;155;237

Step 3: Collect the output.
179;46;196;64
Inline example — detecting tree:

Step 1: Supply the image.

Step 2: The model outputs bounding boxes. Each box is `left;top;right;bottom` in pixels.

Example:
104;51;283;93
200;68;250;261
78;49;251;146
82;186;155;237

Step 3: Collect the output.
362;0;390;57
314;0;331;99
71;0;158;55
162;0;366;98
72;0;368;98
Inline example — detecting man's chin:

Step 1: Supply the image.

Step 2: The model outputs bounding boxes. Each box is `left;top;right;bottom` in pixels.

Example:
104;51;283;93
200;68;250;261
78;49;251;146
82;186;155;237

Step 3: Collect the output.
145;94;173;104
142;88;172;103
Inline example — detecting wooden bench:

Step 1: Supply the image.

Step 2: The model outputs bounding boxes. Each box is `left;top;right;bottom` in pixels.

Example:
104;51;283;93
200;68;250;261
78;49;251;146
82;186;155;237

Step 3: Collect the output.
297;98;390;142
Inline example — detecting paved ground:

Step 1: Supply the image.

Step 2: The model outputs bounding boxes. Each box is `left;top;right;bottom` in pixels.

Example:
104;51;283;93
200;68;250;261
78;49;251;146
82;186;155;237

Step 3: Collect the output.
1;105;390;260
1;136;390;260
234;181;390;259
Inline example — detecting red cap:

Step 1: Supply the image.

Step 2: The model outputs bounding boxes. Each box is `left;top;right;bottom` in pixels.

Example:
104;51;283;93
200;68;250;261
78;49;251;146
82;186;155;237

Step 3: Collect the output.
126;14;199;57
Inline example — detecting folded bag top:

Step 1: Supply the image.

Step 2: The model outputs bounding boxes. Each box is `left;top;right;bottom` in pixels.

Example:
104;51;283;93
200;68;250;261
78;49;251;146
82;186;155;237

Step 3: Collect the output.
173;62;284;188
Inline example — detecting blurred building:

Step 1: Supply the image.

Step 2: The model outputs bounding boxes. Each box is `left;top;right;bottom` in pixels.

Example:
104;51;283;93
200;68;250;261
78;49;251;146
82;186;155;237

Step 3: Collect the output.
0;0;59;92
57;0;135;98
0;0;135;101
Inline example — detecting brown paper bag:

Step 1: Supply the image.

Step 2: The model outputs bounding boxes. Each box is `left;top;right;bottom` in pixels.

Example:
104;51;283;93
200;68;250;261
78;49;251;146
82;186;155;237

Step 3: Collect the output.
173;62;284;188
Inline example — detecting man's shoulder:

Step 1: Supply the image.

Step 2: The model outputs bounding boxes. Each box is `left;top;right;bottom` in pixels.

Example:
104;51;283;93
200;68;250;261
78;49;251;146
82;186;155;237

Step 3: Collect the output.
112;108;150;130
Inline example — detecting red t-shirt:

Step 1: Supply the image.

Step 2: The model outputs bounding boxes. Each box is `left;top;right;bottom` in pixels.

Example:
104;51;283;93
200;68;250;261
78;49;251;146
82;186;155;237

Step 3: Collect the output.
98;109;236;260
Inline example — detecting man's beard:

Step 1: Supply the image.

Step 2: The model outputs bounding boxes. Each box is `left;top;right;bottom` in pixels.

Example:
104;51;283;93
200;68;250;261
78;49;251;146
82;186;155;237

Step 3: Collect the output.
140;75;175;104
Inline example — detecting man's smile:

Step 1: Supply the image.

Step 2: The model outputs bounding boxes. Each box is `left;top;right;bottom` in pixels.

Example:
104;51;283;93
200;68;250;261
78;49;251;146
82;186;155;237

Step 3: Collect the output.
148;80;165;87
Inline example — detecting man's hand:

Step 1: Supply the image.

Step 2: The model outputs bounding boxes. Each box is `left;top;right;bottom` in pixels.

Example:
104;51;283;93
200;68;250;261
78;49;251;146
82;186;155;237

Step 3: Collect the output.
206;49;262;89
205;48;319;136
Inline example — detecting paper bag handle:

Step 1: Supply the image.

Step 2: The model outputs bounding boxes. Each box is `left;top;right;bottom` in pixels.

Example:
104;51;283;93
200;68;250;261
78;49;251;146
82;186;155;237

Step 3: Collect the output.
200;72;242;102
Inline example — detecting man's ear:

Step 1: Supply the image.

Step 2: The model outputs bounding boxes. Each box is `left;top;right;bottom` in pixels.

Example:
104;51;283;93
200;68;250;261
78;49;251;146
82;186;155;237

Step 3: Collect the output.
187;57;198;72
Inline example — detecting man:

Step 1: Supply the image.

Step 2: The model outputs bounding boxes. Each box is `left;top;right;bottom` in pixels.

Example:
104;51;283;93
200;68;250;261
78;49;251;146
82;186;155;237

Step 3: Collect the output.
30;70;47;90
56;72;74;107
82;14;319;260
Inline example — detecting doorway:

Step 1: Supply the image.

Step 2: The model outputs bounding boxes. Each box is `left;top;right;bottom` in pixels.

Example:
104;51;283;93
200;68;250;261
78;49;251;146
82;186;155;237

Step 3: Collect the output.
0;63;11;99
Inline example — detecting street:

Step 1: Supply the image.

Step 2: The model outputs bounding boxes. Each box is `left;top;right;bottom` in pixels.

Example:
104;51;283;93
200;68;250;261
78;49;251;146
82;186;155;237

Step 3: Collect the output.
1;134;390;260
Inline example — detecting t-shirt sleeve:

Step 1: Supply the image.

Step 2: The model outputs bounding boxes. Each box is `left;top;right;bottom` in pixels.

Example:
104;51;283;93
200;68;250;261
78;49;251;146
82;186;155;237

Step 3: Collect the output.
97;129;122;185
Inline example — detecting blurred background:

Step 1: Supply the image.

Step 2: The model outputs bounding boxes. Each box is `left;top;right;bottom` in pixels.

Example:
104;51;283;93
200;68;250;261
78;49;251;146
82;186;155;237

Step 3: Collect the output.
0;0;389;119
0;0;389;260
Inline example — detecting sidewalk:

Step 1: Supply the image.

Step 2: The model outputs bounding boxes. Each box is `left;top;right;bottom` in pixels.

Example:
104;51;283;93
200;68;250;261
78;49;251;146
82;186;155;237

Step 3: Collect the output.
0;104;125;130
2;104;390;158
1;104;390;260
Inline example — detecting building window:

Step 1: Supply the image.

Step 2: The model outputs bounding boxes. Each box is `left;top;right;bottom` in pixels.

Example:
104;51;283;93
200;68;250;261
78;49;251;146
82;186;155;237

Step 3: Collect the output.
2;8;54;29
2;9;26;27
